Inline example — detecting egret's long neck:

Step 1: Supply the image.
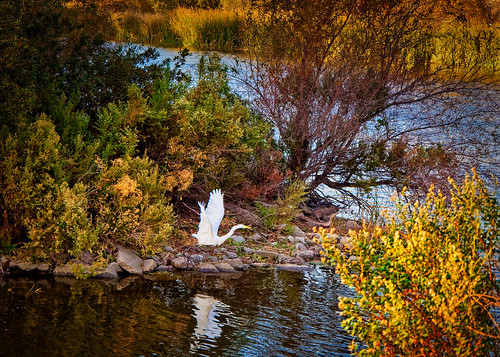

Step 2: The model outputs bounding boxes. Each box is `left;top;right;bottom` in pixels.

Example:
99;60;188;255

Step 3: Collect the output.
217;225;242;245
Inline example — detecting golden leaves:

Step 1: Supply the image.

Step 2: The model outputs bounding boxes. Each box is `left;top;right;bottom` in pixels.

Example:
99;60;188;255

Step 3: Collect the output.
316;171;500;355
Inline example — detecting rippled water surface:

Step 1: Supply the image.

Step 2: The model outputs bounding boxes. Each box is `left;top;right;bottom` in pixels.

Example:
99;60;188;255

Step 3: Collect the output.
0;268;353;356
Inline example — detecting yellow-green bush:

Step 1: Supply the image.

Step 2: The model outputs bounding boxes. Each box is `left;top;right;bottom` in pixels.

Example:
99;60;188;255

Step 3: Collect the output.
141;54;273;192
0;115;175;260
89;155;175;256
257;179;308;231
0;118;66;258
317;171;499;356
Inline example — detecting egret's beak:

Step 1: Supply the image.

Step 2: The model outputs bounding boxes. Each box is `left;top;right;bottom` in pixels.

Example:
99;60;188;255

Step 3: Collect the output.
243;225;251;229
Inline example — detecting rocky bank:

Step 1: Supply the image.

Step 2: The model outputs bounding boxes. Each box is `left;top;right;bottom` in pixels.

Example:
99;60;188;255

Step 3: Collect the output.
0;227;358;278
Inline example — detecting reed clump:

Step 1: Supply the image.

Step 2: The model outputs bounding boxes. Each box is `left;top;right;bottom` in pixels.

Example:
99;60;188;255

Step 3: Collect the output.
111;11;182;48
171;7;243;50
111;8;244;51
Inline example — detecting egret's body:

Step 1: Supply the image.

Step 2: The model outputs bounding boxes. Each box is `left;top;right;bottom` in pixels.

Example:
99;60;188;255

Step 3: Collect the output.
193;189;249;246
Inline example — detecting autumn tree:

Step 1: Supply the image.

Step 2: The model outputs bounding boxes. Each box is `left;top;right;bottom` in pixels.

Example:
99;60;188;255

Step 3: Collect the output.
243;0;500;206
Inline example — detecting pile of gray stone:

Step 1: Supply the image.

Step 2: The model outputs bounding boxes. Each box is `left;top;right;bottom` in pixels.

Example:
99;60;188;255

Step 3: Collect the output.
0;226;358;278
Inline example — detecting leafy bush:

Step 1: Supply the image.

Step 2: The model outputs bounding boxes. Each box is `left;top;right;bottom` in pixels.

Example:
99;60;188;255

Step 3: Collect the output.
0;118;66;257
141;54;274;193
317;171;499;355
0;117;175;260
257;179;308;231
88;155;175;256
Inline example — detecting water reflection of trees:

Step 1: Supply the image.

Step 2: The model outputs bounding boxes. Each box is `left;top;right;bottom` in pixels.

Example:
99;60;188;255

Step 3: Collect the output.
1;269;352;356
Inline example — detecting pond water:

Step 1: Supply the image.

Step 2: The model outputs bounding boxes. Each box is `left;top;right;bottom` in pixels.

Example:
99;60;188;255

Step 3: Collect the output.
0;267;354;356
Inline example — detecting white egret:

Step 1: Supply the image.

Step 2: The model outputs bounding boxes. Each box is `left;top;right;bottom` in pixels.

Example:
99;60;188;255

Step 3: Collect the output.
192;189;250;246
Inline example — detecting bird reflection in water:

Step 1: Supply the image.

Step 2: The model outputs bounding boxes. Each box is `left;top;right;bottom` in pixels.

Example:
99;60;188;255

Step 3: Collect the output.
190;293;232;353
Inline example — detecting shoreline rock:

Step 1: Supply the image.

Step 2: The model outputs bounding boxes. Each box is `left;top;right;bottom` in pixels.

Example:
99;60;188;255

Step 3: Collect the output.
117;249;143;275
0;225;334;278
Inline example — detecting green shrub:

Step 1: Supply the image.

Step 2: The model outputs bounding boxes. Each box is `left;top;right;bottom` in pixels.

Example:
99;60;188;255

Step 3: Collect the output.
317;171;499;355
95;104;138;161
89;155;175;256
25;181;93;261
0;116;175;259
140;54;273;193
21;154;175;260
257;179;308;231
0;118;66;257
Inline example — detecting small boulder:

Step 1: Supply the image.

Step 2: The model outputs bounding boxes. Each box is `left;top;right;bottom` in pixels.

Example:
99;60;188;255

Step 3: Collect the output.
230;235;245;244
326;233;339;241
156;265;175;272
142;259;157;273
117;249;143;275
312;246;323;257
198;263;219;273
278;236;289;243
225;258;246;270
277;254;292;264
225;252;238;259
295;243;308;252
290;256;306;265
0;256;8;274
189;254;204;264
172;257;188;270
340;236;353;251
313;205;338;221
248;233;265;243
292;226;306;237
77;250;94;265
243;247;254;255
250;262;271;268
254;250;278;259
298;250;315;261
10;260;50;275
275;264;312;272
95;265;119;279
53;264;75;277
108;262;123;274
214;262;236;272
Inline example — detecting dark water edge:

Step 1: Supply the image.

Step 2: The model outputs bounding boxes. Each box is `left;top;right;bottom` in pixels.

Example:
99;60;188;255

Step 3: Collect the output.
0;267;353;357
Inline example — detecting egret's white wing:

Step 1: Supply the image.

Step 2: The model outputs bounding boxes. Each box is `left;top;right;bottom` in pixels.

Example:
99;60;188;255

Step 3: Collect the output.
205;189;224;238
194;202;216;245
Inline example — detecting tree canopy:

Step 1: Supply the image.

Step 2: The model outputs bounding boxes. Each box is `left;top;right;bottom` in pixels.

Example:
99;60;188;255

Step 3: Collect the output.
243;0;499;206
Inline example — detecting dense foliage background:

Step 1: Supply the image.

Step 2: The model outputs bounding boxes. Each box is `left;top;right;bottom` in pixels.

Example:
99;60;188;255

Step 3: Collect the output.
0;0;277;262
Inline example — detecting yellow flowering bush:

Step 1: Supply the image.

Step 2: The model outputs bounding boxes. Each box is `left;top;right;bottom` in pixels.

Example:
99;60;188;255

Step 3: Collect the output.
0;117;174;261
90;155;175;256
318;171;499;356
